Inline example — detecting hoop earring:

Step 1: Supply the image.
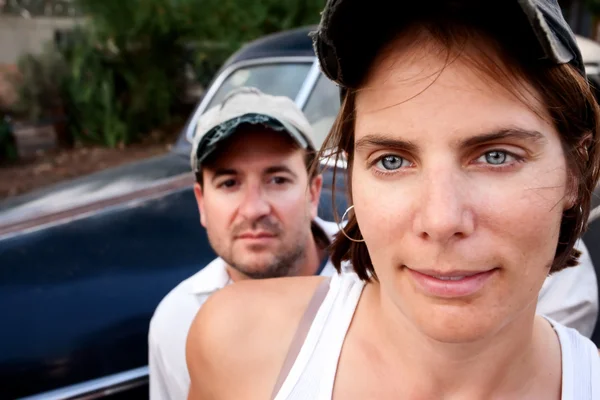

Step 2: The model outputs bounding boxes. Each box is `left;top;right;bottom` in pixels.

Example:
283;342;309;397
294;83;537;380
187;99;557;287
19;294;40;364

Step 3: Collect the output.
338;205;365;243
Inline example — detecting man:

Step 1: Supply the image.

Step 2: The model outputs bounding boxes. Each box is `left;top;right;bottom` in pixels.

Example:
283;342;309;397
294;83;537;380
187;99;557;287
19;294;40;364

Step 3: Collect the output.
148;87;338;399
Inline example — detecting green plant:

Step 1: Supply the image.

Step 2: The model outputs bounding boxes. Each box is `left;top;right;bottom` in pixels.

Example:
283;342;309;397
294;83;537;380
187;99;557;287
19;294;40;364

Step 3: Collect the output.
57;0;198;146
54;0;327;148
60;30;128;147
184;0;326;87
11;43;67;122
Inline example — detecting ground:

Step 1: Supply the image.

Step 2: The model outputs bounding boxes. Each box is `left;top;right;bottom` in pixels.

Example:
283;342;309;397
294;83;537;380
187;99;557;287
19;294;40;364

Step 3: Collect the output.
0;128;179;199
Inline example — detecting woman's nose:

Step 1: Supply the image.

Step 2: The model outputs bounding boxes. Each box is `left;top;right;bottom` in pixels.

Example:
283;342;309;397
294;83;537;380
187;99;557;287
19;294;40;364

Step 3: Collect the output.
412;169;475;243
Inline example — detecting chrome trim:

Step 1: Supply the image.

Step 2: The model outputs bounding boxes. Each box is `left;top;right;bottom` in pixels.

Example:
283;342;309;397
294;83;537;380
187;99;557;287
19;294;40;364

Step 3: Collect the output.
184;56;317;144
590;205;600;224
585;64;600;75
0;173;193;241
18;366;148;400
294;59;321;109
320;152;347;169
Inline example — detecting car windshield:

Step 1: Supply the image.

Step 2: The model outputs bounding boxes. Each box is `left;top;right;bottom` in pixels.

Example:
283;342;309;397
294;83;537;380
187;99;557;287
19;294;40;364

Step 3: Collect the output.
302;74;341;148
204;62;312;110
174;62;313;150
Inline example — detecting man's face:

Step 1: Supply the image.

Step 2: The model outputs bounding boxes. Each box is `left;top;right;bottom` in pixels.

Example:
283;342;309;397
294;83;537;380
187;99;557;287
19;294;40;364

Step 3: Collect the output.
194;127;322;279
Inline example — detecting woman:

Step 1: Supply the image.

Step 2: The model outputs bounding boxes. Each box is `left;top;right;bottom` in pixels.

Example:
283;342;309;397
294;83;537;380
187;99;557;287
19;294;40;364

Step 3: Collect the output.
186;1;600;398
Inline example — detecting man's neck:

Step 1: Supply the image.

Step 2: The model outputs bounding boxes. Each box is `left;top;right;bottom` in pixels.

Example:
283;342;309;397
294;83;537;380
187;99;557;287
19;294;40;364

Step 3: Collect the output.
295;234;324;277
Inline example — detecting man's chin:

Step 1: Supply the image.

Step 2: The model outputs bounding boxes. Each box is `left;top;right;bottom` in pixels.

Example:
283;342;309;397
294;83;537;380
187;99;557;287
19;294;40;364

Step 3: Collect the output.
229;257;280;278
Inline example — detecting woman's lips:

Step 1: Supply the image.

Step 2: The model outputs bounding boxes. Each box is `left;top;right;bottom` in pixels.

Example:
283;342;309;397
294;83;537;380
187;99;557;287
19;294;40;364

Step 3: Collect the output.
406;267;498;298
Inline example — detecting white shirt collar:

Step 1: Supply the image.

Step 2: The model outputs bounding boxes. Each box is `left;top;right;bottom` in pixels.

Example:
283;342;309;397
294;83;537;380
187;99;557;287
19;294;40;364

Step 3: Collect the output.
186;217;340;295
186;257;231;295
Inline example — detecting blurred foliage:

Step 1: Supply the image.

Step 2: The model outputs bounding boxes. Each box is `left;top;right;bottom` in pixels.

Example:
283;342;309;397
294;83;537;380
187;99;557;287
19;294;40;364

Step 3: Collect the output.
11;43;67;122
11;0;325;148
59;28;128;147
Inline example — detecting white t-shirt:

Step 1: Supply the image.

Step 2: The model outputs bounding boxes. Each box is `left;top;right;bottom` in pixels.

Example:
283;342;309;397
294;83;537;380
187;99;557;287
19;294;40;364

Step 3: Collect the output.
148;229;598;400
148;217;340;400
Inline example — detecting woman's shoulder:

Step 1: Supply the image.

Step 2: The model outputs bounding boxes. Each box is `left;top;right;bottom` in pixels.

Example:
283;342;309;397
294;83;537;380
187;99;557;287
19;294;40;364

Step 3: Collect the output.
206;274;329;319
543;318;600;395
186;275;330;399
547;317;599;355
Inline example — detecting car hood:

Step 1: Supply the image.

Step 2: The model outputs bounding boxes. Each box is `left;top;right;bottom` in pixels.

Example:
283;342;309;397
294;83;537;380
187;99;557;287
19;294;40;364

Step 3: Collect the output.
0;152;192;230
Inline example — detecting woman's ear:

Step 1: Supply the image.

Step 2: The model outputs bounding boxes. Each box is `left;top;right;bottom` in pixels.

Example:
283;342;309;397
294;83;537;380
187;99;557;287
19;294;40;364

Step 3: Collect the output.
564;188;578;211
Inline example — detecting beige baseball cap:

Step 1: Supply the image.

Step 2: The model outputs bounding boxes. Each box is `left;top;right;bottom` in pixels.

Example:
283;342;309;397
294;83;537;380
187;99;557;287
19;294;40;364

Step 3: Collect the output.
190;87;317;173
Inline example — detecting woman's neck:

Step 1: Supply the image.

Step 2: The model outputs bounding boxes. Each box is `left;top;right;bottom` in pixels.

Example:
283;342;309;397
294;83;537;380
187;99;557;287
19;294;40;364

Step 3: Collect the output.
359;282;561;399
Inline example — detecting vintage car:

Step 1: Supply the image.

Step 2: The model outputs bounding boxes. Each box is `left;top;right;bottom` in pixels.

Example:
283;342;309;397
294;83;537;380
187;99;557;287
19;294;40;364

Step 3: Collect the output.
1;26;599;399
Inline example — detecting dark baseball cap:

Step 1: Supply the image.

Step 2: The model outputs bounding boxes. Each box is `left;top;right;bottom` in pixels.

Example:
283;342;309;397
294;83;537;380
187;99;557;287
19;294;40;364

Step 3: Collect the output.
190;87;316;173
310;0;586;91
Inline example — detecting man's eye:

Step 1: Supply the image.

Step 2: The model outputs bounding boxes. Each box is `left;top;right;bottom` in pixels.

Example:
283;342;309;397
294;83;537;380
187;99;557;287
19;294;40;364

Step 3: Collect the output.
271;176;289;185
219;179;237;188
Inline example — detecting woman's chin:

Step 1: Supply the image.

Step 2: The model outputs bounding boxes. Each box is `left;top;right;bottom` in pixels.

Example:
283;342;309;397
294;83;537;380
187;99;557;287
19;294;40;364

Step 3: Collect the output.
410;305;508;344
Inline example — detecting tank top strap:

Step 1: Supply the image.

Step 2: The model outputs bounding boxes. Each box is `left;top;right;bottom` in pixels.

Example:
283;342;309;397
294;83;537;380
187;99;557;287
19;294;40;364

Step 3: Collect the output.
545;317;600;399
270;277;332;399
272;272;365;400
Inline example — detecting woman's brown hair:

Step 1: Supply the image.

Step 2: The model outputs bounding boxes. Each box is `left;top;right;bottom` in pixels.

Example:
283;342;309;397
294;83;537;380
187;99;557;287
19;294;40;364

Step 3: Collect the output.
317;19;600;282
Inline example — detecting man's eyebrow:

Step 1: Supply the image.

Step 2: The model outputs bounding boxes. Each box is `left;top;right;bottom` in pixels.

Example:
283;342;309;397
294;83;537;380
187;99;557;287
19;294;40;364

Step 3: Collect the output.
264;165;298;178
459;128;547;148
210;168;238;183
355;134;418;153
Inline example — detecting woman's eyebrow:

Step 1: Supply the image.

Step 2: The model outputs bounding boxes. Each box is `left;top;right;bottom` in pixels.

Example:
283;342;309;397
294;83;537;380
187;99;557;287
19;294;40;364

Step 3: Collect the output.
459;129;547;148
355;134;418;153
355;129;547;152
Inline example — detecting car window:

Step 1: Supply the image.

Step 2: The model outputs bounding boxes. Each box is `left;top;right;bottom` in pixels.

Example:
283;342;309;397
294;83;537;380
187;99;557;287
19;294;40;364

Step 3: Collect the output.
204;63;312;110
302;74;341;148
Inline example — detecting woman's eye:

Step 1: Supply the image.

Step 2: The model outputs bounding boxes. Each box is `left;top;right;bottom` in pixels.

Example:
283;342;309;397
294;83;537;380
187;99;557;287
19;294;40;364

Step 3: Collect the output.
476;151;516;165
376;155;409;171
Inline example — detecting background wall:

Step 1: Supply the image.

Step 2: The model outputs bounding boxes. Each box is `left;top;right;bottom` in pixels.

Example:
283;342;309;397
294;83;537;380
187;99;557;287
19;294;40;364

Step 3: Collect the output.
0;16;81;64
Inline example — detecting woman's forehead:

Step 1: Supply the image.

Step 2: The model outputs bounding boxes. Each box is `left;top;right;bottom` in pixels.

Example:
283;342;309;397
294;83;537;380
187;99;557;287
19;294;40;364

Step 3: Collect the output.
354;38;553;143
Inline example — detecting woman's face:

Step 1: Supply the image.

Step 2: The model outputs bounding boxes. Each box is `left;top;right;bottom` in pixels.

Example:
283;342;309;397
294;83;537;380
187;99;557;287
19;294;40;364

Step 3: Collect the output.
352;36;572;342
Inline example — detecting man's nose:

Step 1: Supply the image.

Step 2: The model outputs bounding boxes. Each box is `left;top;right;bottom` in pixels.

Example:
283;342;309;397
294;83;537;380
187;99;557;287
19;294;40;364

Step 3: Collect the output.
412;169;475;243
238;184;271;220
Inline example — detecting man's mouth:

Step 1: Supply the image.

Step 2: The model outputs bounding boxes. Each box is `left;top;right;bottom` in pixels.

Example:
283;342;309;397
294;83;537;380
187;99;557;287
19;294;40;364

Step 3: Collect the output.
236;232;277;240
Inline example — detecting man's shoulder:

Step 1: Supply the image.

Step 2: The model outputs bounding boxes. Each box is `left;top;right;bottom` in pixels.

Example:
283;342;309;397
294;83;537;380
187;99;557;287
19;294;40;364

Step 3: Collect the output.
186;276;326;398
149;258;229;339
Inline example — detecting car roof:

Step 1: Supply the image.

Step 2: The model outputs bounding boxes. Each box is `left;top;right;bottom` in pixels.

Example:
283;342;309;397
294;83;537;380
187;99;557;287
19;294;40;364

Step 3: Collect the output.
221;25;317;68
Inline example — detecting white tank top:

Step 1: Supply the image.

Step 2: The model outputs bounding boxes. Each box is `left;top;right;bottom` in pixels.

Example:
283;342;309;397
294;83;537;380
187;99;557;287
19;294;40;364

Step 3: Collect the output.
272;272;600;400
